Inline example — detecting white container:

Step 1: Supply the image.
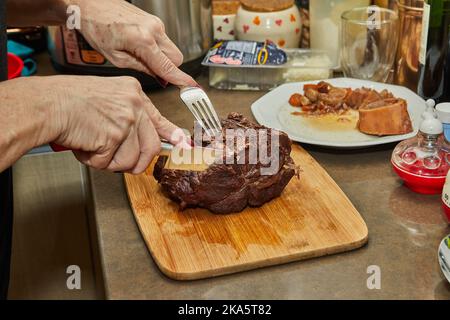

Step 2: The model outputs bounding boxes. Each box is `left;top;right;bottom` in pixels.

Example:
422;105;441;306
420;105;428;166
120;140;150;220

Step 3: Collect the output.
202;49;333;91
309;0;371;68
213;14;237;40
438;234;450;282
235;5;302;48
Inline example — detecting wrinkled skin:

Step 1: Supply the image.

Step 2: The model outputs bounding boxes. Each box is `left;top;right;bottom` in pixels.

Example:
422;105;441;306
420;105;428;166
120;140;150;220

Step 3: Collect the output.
72;0;197;87
1;0;195;173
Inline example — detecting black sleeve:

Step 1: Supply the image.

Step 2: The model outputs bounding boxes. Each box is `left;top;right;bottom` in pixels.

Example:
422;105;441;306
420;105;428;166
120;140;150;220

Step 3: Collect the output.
0;0;14;301
0;169;13;300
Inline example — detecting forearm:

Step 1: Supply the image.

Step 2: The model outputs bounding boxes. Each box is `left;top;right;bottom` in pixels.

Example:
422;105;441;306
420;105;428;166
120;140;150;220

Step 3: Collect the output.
6;0;67;26
0;77;59;171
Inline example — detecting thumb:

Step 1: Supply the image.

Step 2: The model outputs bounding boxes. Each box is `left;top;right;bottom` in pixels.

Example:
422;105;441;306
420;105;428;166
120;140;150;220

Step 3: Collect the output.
141;94;191;148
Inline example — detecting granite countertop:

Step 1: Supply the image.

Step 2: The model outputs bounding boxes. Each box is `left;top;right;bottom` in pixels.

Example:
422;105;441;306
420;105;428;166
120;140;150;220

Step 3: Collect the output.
33;53;450;299
88;75;450;300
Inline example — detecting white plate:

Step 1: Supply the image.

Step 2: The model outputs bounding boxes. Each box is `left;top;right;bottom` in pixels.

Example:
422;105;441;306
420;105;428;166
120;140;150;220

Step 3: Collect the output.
438;235;450;284
251;78;427;148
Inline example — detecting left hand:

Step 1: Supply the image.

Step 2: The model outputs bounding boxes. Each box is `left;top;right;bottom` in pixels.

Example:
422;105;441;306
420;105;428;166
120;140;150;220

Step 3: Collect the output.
68;0;197;87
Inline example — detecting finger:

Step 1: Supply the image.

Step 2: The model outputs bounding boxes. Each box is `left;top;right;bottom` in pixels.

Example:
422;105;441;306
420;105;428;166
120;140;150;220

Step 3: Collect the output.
73;148;118;170
156;33;184;67
140;93;191;148
109;51;155;76
139;44;197;87
106;128;141;172
129;114;161;174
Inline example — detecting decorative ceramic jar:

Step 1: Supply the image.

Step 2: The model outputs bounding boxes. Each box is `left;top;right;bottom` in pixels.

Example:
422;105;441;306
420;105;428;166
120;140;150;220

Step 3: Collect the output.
212;0;241;40
235;0;302;48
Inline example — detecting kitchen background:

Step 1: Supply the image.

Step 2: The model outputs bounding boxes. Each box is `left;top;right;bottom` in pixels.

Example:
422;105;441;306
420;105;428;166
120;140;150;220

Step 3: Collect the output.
5;0;450;299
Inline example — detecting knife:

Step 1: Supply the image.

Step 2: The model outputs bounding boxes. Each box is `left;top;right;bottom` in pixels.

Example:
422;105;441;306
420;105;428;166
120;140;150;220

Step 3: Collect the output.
50;141;219;172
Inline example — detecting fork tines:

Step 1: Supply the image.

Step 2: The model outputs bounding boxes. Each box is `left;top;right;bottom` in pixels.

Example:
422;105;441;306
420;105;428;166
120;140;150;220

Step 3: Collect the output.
180;87;222;137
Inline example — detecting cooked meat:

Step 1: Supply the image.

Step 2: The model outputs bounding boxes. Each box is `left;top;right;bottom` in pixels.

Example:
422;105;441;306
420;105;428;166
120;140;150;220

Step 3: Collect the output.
153;113;297;214
358;98;413;136
289;82;412;136
290;82;400;119
318;87;348;107
304;88;319;102
345;87;395;109
316;81;331;93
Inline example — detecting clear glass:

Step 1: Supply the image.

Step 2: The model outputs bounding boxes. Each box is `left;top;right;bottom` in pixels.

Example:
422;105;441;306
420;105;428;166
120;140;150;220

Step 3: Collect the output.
341;7;399;82
394;0;424;91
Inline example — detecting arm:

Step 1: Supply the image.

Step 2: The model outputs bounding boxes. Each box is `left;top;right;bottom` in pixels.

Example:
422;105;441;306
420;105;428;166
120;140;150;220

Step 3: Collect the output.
6;0;67;26
7;0;196;86
0;75;189;173
0;77;59;171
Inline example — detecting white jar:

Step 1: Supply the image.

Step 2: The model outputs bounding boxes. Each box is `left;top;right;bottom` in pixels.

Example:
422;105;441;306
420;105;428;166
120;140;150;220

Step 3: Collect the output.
235;4;302;48
213;14;237;40
309;0;371;67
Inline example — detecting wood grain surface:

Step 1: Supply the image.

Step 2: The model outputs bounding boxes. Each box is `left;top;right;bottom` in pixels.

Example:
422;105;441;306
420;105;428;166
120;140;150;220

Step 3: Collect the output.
125;144;368;280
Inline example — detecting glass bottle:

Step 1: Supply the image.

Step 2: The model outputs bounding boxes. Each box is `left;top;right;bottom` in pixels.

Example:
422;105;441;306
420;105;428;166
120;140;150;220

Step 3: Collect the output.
394;0;424;91
417;0;450;103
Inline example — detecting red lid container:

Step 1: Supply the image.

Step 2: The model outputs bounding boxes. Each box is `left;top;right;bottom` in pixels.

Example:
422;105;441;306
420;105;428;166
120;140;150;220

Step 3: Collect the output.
7;53;24;79
392;160;447;194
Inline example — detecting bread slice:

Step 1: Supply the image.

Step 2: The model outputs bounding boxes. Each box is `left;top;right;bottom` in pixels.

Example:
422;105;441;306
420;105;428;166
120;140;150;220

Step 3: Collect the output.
358;98;413;136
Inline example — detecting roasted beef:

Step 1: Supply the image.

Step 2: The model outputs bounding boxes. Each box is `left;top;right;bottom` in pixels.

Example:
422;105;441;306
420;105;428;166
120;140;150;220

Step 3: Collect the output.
153;113;297;214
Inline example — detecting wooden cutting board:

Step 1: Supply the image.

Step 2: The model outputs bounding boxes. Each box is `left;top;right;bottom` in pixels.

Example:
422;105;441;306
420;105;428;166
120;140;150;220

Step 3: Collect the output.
125;144;368;280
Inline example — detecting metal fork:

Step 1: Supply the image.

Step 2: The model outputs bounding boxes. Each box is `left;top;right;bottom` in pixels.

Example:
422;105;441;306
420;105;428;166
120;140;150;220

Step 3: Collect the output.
180;86;222;137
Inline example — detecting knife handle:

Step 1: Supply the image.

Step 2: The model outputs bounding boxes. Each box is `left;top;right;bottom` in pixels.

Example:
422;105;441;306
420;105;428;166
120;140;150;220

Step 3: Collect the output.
50;141;174;153
49;143;69;152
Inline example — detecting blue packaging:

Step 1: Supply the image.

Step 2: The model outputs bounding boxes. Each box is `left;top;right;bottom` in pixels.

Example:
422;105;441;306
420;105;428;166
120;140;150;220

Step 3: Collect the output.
203;40;288;66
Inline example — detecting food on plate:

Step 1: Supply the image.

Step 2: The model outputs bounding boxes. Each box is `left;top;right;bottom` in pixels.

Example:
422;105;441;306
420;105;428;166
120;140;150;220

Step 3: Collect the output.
288;81;394;115
153;113;298;214
288;81;413;136
358;98;413;136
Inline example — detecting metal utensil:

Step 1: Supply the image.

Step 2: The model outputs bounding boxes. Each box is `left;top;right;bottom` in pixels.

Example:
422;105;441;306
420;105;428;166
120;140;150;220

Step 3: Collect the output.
51;140;215;172
51;140;175;154
180;86;222;137
438;235;450;284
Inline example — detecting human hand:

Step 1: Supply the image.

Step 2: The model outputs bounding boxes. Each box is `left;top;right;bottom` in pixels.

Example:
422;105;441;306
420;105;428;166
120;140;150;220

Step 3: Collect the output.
68;0;197;87
49;75;190;173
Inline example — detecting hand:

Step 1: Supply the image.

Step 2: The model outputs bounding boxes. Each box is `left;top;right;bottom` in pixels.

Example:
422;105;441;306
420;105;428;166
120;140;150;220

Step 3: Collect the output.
49;75;189;173
69;0;197;87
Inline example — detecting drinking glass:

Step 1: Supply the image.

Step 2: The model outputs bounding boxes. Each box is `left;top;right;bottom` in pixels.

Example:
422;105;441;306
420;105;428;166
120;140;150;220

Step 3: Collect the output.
341;6;399;82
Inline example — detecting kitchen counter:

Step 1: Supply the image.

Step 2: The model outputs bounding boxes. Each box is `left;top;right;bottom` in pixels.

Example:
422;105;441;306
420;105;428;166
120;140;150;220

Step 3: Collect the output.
33;53;450;299
88;75;450;300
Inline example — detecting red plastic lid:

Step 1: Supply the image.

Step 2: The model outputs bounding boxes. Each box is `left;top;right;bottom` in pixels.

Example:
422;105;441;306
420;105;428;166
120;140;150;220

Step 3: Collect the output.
7;53;24;79
392;160;446;195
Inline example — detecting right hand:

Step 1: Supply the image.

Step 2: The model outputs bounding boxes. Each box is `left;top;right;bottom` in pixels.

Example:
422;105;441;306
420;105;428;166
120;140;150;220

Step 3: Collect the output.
48;75;189;174
70;0;197;87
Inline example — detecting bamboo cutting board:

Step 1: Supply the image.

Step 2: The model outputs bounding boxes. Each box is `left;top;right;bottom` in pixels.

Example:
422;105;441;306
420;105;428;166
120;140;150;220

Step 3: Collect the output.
125;145;368;280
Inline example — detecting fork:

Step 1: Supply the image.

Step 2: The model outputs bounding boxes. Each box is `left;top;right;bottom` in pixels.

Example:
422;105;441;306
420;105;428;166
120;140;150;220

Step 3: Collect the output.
179;86;222;137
